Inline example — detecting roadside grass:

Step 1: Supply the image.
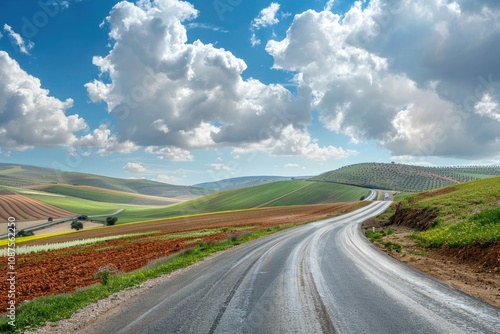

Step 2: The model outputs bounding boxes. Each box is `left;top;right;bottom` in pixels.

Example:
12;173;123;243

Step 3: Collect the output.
365;229;401;253
393;177;500;248
0;224;301;333
412;207;500;248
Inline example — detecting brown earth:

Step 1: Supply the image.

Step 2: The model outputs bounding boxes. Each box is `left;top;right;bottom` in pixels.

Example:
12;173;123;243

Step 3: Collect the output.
0;202;365;313
0;194;75;223
388;203;438;231
362;218;500;307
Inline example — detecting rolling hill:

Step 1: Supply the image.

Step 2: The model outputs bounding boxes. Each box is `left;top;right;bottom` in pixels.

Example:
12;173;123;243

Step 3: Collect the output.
28;180;370;224
312;163;500;192
0;163;210;199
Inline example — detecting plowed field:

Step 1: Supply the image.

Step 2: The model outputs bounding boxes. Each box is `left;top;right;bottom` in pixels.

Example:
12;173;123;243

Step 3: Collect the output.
0;194;74;222
0;202;364;313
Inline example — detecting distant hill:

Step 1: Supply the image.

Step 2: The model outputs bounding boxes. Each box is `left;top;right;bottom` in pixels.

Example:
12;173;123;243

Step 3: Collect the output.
312;163;500;192
194;176;298;191
164;180;370;216
0;163;211;200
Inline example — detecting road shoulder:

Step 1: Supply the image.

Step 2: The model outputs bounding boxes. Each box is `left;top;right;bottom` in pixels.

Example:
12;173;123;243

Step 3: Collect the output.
362;218;499;308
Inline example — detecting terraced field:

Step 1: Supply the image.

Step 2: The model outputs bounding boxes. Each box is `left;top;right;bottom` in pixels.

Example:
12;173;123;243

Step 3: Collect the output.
0;194;74;222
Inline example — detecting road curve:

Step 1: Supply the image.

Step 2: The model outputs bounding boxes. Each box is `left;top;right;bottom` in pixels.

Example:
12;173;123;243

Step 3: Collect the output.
81;201;499;334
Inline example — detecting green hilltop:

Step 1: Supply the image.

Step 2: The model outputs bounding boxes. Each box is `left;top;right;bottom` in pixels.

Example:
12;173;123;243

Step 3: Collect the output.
312;162;500;192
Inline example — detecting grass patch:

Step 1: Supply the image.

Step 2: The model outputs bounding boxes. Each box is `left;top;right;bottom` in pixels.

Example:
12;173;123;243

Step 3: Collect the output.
0;223;300;333
365;228;394;243
412;208;500;248
383;241;402;252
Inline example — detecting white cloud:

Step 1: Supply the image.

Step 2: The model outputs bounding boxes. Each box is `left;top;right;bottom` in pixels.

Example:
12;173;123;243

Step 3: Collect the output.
325;0;335;11
145;146;194;161
474;94;500;122
252;3;281;29
3;24;34;55
0;51;86;150
86;0;344;161
123;162;147;173
156;174;181;184
232;125;357;161
71;124;137;155
207;163;232;171
285;163;300;168
267;1;500;159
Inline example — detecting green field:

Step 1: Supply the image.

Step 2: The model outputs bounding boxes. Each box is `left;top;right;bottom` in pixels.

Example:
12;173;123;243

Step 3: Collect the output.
37;185;175;206
29;180;370;224
395;177;500;247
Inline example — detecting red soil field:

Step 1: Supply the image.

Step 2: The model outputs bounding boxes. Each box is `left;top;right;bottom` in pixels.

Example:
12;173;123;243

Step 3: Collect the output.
0;194;75;222
0;202;364;313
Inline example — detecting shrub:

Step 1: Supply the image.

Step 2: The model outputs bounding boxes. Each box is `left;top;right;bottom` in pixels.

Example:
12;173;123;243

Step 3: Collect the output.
70;220;83;230
106;216;118;226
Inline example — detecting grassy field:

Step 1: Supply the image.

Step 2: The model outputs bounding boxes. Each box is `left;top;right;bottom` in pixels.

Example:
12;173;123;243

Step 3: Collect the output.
28;180;370;225
313;162;500;192
395;177;500;247
37;185;177;205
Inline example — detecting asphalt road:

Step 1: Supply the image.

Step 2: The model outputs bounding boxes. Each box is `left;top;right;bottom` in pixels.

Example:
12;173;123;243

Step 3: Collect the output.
81;201;499;334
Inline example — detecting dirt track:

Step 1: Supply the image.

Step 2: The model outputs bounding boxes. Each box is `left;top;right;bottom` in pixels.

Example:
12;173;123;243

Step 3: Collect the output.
0;202;364;313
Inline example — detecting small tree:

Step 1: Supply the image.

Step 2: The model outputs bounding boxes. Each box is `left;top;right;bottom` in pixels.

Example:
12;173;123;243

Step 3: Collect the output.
71;220;83;230
106;216;118;226
47;217;53;222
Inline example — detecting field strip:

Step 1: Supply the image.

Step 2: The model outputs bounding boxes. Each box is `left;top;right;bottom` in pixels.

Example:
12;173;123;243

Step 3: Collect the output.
254;183;311;208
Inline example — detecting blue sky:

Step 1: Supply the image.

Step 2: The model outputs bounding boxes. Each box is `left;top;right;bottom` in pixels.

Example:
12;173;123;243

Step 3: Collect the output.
0;0;499;185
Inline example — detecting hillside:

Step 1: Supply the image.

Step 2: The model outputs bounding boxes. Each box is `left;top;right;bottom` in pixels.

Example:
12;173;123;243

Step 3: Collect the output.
29;180;370;224
313;162;500;192
33;184;180;206
194;176;295;191
0;163;210;199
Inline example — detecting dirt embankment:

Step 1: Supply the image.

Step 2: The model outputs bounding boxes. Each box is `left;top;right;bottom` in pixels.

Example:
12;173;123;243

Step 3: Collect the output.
388;202;438;231
363;206;500;307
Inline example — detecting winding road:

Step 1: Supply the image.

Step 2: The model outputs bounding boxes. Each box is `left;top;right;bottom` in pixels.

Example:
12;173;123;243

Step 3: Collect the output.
81;201;499;333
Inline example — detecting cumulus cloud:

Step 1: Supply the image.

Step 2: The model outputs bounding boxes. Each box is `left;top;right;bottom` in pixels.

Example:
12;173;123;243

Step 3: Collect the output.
207;163;232;171
232;125;357;160
85;0;344;161
3;24;34;55
252;3;281;29
156;174;181;183
123;162;147;173
145;146;194;161
250;3;281;47
0;51;87;150
267;0;500;159
71;124;137;155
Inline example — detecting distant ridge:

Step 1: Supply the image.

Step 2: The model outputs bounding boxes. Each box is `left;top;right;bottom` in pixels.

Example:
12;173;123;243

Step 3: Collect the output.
312;163;500;192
